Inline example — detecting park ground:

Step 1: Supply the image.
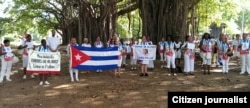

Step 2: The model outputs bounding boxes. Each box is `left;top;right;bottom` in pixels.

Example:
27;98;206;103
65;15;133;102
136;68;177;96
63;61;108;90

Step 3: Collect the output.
0;46;250;108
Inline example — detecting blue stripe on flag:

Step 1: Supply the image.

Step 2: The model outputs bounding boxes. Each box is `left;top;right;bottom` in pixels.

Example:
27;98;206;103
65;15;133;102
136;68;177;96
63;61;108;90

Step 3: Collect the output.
90;56;118;60
75;46;118;51
73;65;118;71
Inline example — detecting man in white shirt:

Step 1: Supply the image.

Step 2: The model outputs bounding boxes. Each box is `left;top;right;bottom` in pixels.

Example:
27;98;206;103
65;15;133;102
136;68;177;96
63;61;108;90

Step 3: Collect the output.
18;34;36;79
47;30;61;52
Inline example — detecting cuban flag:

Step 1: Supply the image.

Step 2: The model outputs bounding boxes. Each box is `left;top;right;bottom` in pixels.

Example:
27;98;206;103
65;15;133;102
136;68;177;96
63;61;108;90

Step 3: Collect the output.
70;46;119;70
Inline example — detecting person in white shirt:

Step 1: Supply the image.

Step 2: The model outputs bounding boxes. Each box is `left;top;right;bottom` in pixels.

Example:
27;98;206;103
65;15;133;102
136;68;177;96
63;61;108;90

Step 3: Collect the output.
218;37;232;74
81;38;91;73
67;37;79;82
165;36;176;76
174;38;182;65
181;36;195;75
0;39;14;83
94;36;103;72
18;34;36;79
139;36;149;76
146;36;154;70
239;33;250;75
47;30;61;52
158;37;166;68
129;38;137;71
200;33;213;74
82;38;91;47
114;39;123;78
232;34;241;66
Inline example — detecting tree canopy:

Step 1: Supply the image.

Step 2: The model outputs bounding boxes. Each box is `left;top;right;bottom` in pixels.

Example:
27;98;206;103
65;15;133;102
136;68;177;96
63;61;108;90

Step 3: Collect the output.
1;0;250;44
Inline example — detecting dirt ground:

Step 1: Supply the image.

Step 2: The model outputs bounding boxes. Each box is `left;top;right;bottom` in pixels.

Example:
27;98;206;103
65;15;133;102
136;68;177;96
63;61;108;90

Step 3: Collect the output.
0;48;250;108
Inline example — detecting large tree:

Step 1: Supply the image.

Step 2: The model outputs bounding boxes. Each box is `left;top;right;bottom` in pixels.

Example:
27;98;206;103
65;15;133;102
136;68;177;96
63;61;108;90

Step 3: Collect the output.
138;0;200;43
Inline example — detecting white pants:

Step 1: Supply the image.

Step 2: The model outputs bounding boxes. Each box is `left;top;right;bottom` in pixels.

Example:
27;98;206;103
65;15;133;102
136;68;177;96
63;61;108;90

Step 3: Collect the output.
166;55;176;68
130;56;137;65
22;55;28;68
222;58;229;73
184;54;194;73
118;57;122;67
0;58;13;81
122;55;127;65
175;50;181;59
203;53;212;65
159;53;166;61
69;60;79;81
241;54;250;73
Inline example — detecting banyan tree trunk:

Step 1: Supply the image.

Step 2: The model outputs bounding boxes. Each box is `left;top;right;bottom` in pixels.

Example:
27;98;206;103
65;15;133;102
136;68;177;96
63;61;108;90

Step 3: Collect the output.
138;0;199;43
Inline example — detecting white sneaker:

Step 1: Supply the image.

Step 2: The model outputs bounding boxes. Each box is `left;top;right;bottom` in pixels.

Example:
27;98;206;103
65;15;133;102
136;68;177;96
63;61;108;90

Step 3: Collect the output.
44;81;50;85
240;72;245;75
99;70;103;72
6;79;12;82
174;73;177;76
76;79;79;81
71;79;74;82
23;75;27;79
96;70;99;72
31;75;35;78
39;81;43;86
168;74;171;76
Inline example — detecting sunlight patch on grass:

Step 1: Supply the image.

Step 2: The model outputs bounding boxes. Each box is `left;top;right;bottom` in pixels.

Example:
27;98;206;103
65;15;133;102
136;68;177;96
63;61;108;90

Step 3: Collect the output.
44;90;61;96
53;84;72;89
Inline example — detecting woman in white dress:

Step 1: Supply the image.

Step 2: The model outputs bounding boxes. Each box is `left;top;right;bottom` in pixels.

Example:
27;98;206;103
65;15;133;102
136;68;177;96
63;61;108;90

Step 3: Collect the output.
182;36;195;75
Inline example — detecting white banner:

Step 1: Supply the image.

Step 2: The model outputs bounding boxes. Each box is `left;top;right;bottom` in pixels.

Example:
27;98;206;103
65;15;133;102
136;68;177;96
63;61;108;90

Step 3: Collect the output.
133;45;156;60
27;51;61;74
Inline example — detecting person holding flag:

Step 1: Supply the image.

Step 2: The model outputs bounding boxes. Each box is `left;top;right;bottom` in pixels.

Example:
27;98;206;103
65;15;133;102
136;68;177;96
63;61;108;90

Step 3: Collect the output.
139;36;150;76
218;37;232;74
94;36;103;73
67;37;80;82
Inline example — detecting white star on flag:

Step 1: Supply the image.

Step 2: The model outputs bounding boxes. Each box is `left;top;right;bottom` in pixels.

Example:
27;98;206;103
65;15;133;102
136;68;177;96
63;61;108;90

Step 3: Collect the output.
75;53;82;61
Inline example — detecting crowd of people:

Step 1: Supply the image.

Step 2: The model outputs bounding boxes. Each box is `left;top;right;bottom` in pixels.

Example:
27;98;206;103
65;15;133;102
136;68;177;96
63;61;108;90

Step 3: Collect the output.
1;30;250;86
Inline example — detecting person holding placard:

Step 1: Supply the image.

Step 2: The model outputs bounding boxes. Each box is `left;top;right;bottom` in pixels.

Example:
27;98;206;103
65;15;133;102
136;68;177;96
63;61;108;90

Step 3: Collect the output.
139;36;149;76
218;37;232;74
37;39;50;85
67;37;79;82
147;36;154;71
239;33;250;75
18;34;36;79
0;39;14;83
165;36;176;76
200;33;213;75
182;36;195;75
